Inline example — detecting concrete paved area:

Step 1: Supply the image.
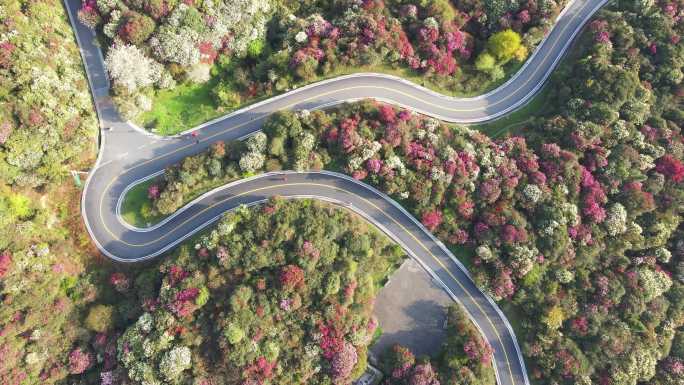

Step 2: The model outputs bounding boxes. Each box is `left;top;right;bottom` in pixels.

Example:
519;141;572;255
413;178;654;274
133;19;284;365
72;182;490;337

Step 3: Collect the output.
372;259;453;358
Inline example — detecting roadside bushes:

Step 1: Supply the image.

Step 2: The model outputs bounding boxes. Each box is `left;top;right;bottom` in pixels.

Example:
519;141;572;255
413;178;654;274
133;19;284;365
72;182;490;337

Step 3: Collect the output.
0;2;106;384
207;0;547;114
81;0;273;121
82;0;569;126
148;138;255;215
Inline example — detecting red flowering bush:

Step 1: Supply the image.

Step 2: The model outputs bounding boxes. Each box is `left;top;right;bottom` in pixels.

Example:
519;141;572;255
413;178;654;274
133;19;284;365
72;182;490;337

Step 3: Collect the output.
109;272;130;292
279;264;305;291
463;337;493;365
0;250;11;279
384;344;416;379
421;210;443;231
168;265;188;286
0;42;16;70
656;154;684;183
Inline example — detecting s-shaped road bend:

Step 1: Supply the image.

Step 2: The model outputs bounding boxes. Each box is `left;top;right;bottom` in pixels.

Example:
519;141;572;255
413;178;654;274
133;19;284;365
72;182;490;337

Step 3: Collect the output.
65;0;608;384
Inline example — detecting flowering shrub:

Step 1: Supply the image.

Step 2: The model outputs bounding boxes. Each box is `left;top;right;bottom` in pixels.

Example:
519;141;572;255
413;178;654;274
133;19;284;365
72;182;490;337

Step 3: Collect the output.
105;44;162;93
159;346;192;381
279;264;305;291
656;154;684;183
199;0;570;128
421;210;443;231
68;348;93;374
109;272;130;292
331;341;358;383
0;250;11;279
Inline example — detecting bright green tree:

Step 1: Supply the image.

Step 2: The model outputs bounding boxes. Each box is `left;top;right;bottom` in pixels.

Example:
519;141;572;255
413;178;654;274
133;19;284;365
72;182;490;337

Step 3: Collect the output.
475;52;497;71
487;29;523;61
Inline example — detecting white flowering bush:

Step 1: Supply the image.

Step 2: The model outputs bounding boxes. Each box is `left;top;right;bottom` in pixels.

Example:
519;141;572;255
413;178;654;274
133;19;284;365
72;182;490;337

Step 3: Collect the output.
159;346;192;382
522;184;542;204
605;203;628;236
509;245;537;277
638;267;672;302
655;247;671;263
186;63;212;84
295;31;308;43
347;156;363;170
476;245;494;261
150;27;201;67
555;269;574;284
246;132;268;153
105;44;162;93
103;9;121;38
239;151;266;173
117;311;184;385
208;0;271;56
385;155;407;176
611;348;658;384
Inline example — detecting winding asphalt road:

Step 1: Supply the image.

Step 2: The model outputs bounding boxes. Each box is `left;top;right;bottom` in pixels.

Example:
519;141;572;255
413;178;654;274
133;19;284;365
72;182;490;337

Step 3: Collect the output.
64;0;609;384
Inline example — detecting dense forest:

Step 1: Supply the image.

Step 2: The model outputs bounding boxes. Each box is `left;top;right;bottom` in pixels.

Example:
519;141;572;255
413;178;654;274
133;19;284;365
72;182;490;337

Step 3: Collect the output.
99;198;408;384
142;2;684;383
78;0;568;131
28;195;496;385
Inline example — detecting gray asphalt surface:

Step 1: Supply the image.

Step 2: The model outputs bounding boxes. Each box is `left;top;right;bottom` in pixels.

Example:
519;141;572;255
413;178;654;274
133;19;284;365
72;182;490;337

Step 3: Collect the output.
372;259;453;358
63;0;609;384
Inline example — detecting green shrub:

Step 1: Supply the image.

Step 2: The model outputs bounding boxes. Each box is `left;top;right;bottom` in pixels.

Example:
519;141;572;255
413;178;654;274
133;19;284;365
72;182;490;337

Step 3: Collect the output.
85;304;115;333
487;29;523;61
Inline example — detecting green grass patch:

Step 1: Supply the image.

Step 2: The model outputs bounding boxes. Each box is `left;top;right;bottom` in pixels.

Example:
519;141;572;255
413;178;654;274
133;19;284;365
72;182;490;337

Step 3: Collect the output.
447;244;476;272
120;178;164;228
470;85;552;138
137;78;221;136
499;302;527;341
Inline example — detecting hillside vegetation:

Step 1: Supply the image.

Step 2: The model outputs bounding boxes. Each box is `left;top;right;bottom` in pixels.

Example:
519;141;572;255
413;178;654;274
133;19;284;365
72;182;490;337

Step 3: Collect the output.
78;0;568;133
137;3;684;383
0;0;101;383
71;198;496;385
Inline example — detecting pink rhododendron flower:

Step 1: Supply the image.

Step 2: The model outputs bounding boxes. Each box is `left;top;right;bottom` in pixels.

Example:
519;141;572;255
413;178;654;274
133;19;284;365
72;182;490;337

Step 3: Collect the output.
378;104;397;124
649;42;657;55
68;348;93;374
168;265;188;286
352;169;368;180
595;31;611;44
0;250;11;278
421;210;443;231
656;154;684;182
366;158;383;174
517;9;531;24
